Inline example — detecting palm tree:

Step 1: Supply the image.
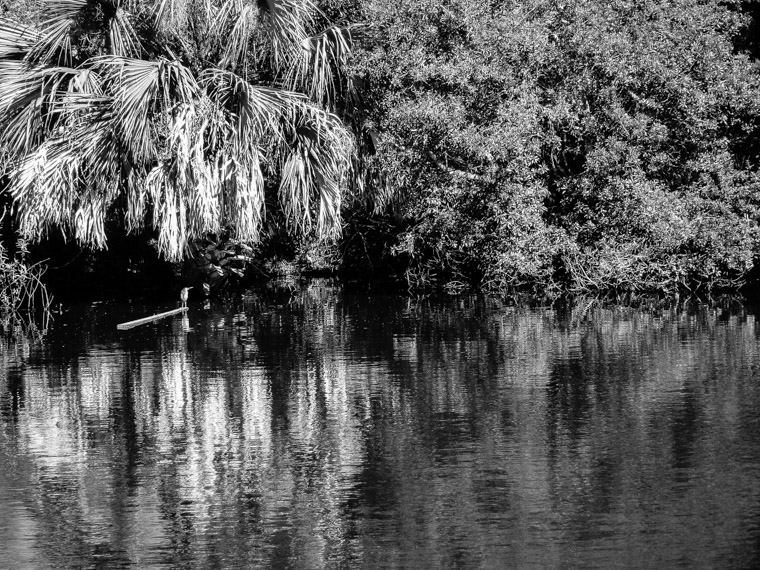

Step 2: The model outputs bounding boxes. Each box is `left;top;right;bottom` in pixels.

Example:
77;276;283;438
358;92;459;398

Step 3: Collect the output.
0;0;360;261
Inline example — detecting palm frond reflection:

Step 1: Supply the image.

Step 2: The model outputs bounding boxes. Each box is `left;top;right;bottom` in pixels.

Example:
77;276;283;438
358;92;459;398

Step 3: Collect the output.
0;288;757;567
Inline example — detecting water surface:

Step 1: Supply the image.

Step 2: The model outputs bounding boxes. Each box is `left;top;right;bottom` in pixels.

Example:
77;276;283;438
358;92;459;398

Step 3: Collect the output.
2;283;760;568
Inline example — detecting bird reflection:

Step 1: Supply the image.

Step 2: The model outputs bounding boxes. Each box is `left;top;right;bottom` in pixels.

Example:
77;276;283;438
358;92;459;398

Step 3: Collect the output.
181;313;192;333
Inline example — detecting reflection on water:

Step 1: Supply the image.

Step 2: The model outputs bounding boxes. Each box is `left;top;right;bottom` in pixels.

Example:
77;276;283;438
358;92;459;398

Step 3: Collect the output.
2;282;760;568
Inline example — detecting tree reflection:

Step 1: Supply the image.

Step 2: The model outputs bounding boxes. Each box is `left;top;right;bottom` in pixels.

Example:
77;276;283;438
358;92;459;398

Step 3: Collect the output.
1;288;759;568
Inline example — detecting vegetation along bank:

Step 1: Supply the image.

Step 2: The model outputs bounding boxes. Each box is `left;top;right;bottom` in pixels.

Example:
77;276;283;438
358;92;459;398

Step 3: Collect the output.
1;0;760;304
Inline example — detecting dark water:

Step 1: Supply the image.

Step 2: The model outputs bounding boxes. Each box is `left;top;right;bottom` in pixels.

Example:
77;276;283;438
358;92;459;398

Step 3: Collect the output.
2;282;760;569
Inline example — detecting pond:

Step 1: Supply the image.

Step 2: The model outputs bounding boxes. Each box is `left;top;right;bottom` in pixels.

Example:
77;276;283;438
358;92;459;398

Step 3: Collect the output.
1;281;760;569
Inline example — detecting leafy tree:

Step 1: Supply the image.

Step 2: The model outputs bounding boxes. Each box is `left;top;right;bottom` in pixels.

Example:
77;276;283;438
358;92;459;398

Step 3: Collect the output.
350;0;565;293
540;0;760;292
0;0;359;261
352;0;760;294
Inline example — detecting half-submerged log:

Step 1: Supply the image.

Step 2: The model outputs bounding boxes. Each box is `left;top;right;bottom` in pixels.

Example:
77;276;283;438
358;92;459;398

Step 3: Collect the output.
117;307;188;330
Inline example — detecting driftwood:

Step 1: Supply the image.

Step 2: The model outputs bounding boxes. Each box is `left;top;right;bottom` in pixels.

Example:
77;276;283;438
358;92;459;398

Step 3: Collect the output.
116;307;187;330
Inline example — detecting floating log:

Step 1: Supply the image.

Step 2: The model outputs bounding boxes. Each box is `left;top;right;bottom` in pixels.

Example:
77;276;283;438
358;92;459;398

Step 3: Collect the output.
117;307;188;330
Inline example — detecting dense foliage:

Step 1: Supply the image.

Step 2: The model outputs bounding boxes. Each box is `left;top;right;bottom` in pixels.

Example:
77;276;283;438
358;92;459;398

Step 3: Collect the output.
2;0;760;298
0;0;358;261
351;0;760;294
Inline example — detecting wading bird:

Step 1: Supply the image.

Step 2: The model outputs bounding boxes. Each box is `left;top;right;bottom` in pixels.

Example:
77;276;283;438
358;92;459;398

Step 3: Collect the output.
180;287;192;308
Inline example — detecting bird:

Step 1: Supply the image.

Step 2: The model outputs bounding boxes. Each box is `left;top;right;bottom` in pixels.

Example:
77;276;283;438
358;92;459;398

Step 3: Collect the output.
180;286;193;308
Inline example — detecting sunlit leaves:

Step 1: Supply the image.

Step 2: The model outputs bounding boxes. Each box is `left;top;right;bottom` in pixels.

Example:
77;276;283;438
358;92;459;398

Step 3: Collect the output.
354;0;760;293
288;25;359;109
27;0;88;65
0;0;358;261
259;0;315;69
204;67;352;236
108;4;142;58
219;3;261;71
0;63;89;157
0;19;39;59
149;0;189;35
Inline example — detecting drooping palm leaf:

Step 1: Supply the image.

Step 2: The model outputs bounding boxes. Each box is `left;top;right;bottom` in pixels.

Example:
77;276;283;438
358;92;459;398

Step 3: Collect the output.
202;65;352;238
258;0;315;71
286;24;360;109
164;102;221;238
149;0;189;36
279;144;312;231
108;2;142;58
92;56;159;162
145;163;186;258
11;139;75;229
220;153;266;242
218;2;260;72
1;0;360;260
277;114;351;236
0;63;86;157
9;135;114;249
0;18;40;59
27;0;89;65
202;68;292;146
90;56;200;164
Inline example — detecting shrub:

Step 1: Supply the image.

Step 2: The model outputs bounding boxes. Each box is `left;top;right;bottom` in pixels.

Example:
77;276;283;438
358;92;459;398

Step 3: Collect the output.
352;0;760;295
0;231;52;320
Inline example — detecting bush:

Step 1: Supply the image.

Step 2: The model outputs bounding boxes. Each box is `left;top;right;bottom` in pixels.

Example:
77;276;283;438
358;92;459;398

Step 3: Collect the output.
0;232;52;320
351;0;760;295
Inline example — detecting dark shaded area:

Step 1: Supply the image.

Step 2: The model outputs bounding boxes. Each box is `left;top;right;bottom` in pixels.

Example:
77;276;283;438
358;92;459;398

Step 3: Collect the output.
0;186;18;259
27;228;177;302
338;211;407;286
735;1;760;60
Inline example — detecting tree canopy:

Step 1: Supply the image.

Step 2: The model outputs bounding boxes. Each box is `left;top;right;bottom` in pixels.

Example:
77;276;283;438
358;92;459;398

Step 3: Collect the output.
3;0;760;296
351;0;760;294
0;0;359;260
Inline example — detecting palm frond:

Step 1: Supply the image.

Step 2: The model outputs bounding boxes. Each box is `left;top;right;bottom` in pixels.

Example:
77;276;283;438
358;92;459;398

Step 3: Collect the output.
316;168;341;238
188;158;221;238
278;116;352;237
203;65;351;240
286;24;359;108
1;0;360;260
0;63;85;158
91;56;158;162
66;98;123;188
109;4;142;57
0;18;40;59
39;0;90;22
259;0;315;71
91;56;199;164
166;102;221;237
279;144;313;232
203;67;351;155
0;58;113;240
27;0;89;65
212;153;266;243
218;3;260;71
156;57;199;106
66;68;102;94
72;190;111;248
145;164;187;260
202;68;290;146
149;0;189;36
8;136;110;249
10;140;75;233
